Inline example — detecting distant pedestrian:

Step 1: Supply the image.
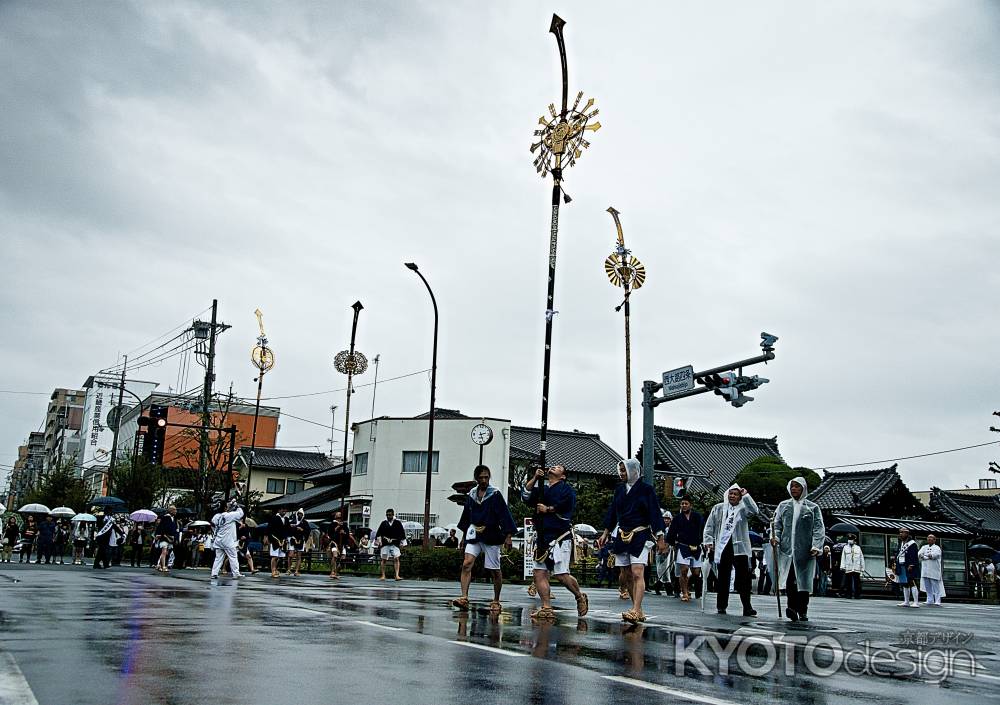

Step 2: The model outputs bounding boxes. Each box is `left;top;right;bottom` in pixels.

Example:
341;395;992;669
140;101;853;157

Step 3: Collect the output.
36;515;56;564
375;508;405;581
93;513;122;569
892;528;920;608
840;534;865;599
54;520;69;565
72;522;90;565
19;516;36;563
286;509;307;577
155;506;178;573
816;545;832;596
2;517;19;563
772;477;825;622
268;509;289;578
443;529;459;549
918;534;945;606
237;521;257;574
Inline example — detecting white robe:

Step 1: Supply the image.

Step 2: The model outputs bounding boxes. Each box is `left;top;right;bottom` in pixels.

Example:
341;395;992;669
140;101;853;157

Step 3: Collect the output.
918;544;946;596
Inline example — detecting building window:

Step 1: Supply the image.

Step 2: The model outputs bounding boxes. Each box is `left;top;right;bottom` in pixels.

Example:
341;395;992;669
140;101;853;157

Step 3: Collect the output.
940;538;967;585
286;480;305;495
353;452;368;476
980;478;998;490
401;451;439;474
266;478;285;494
860;533;886;581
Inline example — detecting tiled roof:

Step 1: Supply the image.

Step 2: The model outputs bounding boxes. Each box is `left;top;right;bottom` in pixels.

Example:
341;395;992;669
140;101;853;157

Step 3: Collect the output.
258;483;346;511
302;459;351;485
237;447;337;474
832;513;973;537
509;426;622;477
929;488;1000;537
412;408;469;420
810;465;905;511
640;426;782;493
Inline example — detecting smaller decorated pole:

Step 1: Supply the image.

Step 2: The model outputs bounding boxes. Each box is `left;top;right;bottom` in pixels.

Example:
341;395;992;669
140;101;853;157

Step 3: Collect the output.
605;207;646;457
246;309;275;506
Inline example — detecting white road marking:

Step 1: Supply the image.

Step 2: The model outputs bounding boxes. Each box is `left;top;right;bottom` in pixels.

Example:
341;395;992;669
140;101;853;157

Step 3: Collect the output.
450;641;526;657
354;620;405;631
0;652;40;705
603;675;738;705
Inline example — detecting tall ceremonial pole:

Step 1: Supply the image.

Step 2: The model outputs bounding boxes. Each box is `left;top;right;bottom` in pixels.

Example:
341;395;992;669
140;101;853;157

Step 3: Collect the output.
605;207;646;458
334;302;368;469
530;14;601;469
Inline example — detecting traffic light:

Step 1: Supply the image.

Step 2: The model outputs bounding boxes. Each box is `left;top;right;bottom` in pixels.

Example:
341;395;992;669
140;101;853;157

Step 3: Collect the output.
672;476;688;498
143;404;168;465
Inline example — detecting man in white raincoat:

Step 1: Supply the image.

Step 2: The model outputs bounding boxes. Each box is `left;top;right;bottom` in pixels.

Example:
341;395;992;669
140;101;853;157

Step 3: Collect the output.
210;498;245;580
772;476;825;621
703;483;760;616
918;534;945;606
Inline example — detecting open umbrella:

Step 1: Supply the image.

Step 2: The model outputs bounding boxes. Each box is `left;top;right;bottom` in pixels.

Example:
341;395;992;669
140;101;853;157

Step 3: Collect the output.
175;507;196;517
573;523;598;537
828;522;861;536
428;526;448;538
50;506;77;519
401;521;423;532
19;503;51;515
0;502;6;514
71;513;97;523
188;520;211;529
130;509;158;523
969;543;997;559
89;496;126;509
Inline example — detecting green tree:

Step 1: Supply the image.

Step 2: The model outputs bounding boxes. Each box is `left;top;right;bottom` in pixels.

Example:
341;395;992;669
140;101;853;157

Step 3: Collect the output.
24;461;91;511
107;457;169;511
734;457;822;507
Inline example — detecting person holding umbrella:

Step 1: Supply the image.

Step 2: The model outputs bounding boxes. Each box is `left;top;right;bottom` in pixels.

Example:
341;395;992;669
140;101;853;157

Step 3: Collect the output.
772;477;826;622
93;510;123;569
36;514;56;564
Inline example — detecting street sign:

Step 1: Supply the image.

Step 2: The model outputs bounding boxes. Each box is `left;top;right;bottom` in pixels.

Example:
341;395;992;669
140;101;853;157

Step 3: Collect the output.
662;365;694;397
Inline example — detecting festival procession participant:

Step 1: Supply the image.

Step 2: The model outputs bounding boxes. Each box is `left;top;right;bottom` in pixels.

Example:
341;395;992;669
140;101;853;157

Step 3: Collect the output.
666;496;705;603
612;461;631;601
523;464;589;621
93;511;123;570
452;465;517;612
210;498;245;580
326;511;353;580
237;520;257;575
704;484;760;617
286;509;308;577
596;459;667;624
268;508;289;578
652;510;674;596
155;506;178;573
918;534;945;606
840;533;865;599
893;528;921;608
772;476;825;622
375;508;406;581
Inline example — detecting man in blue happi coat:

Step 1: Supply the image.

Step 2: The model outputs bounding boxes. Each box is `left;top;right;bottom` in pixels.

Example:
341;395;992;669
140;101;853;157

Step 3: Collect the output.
523;464;589;620
453;465;517;612
597;459;667;623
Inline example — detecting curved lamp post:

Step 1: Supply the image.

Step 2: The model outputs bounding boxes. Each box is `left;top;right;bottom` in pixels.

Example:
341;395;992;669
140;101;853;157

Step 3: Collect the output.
405;262;438;549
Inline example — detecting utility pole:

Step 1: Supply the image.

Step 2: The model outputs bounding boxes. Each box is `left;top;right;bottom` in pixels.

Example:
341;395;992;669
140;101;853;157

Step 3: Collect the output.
107;354;127;480
530;14;601;470
198;299;219;519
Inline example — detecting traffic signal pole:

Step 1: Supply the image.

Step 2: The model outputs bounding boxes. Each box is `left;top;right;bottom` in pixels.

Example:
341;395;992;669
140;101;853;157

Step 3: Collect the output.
641;347;776;484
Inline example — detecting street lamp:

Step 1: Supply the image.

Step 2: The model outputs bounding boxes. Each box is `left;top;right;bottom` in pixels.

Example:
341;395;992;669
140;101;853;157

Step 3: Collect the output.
405;262;438;549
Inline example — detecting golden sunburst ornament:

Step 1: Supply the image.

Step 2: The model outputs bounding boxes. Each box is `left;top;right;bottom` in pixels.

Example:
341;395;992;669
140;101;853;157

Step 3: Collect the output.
605;253;646;289
530;90;602;178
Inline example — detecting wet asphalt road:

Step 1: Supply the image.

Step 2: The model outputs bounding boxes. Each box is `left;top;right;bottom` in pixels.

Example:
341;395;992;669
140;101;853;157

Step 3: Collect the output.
1;564;998;705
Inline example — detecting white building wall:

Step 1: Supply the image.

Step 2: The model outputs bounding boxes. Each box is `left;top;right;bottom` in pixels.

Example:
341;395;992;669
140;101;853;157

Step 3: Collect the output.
77;376;158;475
350;417;511;528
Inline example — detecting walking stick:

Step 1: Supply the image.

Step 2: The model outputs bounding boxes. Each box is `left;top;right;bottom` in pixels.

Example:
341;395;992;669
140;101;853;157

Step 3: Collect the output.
770;513;782;619
701;544;709;613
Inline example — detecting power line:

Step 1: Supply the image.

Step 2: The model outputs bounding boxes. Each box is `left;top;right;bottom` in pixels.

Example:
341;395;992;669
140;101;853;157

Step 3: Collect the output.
0;390;49;396
280;411;346;432
817;440;1000;471
259;368;431;401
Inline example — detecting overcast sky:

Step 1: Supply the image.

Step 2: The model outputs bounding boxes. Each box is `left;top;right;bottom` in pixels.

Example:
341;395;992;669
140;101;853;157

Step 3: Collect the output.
2;1;998;495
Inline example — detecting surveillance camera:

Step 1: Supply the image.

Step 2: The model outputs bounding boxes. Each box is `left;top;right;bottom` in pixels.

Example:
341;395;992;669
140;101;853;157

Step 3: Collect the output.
760;332;778;348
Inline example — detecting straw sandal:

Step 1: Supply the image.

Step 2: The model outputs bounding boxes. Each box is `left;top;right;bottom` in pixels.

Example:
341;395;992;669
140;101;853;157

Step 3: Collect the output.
530;606;557;621
488;600;502;613
618;588;630;600
527;583;537;597
452;596;470;610
576;593;589;617
622;609;646;624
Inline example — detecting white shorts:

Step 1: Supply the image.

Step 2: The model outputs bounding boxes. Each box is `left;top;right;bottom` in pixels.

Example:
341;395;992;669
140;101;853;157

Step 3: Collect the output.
158;541;171;550
329;546;340;557
465;542;501;571
269;547;286;558
533;539;571;576
675;555;702;568
380;545;401;560
615;546;649;567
